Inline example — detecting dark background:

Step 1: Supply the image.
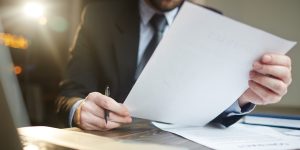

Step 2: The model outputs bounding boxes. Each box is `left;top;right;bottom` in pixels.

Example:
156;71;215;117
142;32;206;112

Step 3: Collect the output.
0;0;96;127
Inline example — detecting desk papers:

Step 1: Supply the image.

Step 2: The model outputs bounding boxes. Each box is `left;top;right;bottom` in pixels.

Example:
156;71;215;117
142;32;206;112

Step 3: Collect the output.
153;122;300;150
124;1;297;125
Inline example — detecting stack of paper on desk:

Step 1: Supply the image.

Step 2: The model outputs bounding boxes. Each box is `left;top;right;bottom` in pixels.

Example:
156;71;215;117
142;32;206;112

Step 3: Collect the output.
124;1;297;125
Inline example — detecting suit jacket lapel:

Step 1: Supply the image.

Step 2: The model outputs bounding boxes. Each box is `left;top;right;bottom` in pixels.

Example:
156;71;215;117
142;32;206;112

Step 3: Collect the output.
113;1;140;101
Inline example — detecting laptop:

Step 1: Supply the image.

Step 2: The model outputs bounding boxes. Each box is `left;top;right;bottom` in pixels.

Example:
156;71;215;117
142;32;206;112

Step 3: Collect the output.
0;89;69;150
0;21;69;150
0;81;23;149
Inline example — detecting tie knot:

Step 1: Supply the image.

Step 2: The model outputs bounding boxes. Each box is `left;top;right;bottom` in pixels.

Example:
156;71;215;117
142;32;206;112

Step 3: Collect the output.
150;14;167;33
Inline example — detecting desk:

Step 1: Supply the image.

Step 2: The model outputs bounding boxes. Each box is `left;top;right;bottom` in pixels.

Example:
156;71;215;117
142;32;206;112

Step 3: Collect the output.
19;118;210;150
19;117;300;149
68;118;210;150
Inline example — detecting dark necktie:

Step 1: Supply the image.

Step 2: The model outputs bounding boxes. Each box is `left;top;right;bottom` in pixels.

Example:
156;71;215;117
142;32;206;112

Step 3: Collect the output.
135;14;168;79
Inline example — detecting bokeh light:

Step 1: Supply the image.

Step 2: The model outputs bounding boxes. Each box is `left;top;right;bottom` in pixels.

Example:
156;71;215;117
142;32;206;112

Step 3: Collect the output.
48;16;68;32
38;16;48;26
23;2;45;18
14;65;23;75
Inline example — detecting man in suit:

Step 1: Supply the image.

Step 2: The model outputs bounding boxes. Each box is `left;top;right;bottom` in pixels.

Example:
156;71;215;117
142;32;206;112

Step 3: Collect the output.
56;0;293;131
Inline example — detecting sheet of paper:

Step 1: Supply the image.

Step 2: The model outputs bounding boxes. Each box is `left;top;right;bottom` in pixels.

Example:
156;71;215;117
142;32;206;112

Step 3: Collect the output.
124;1;297;125
285;130;300;137
153;122;300;150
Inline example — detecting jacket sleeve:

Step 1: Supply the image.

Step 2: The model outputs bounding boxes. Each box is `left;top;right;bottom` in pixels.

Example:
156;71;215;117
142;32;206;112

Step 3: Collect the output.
55;5;100;126
209;102;255;127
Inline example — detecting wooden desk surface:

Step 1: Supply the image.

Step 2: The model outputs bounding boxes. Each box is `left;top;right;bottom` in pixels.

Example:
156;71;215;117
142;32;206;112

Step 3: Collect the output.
68;118;210;150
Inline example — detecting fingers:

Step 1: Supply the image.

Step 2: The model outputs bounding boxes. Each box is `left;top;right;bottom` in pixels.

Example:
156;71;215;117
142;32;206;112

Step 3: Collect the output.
78;92;132;131
253;62;292;84
82;101;131;123
82;100;104;118
239;54;292;106
80;111;121;131
107;112;132;123
261;53;291;69
248;80;281;105
90;93;130;117
250;71;287;96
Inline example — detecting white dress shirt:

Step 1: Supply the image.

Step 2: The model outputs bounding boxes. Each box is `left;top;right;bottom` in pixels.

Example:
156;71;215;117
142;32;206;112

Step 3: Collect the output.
137;0;179;65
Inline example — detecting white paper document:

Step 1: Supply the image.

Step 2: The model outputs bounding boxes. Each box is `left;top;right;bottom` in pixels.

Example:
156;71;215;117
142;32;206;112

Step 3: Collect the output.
124;1;297;125
153;122;300;150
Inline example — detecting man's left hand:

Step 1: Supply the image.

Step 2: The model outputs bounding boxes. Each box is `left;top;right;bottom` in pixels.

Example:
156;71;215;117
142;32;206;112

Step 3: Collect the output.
238;53;292;106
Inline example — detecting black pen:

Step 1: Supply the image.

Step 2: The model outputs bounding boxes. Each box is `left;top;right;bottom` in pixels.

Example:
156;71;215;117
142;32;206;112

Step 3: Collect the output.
104;86;110;124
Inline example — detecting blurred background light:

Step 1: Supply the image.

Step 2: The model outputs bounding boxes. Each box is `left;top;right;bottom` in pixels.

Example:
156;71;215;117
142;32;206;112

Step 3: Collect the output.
48;16;68;32
14;65;23;75
23;2;45;18
0;0;95;127
0;33;28;49
38;16;47;26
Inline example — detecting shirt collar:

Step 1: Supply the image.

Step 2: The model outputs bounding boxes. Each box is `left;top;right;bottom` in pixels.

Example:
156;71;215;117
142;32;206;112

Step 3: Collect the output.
139;0;179;26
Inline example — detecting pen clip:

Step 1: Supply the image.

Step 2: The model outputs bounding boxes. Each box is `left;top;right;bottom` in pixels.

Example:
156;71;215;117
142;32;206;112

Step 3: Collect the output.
105;86;110;97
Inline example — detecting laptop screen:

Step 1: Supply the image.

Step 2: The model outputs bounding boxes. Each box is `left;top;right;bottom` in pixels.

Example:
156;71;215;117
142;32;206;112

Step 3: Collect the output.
0;17;30;149
0;82;23;150
0;20;30;127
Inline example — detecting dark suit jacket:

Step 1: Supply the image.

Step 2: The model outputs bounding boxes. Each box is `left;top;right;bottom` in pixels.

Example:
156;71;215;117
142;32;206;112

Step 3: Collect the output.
56;0;244;127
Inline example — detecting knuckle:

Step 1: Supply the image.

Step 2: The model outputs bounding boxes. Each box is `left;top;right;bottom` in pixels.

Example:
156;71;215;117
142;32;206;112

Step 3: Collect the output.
81;104;87;112
86;92;99;100
274;82;286;93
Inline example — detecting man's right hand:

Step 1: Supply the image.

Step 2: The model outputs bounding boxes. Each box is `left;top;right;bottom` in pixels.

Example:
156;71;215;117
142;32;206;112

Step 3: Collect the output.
75;92;132;131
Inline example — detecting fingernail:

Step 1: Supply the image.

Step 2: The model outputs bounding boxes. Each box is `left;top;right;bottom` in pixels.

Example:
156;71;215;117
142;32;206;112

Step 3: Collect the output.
263;54;272;63
253;62;262;70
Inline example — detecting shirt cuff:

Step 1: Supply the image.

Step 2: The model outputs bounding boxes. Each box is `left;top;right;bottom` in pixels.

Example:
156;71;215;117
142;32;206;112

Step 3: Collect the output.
68;99;84;127
225;100;256;117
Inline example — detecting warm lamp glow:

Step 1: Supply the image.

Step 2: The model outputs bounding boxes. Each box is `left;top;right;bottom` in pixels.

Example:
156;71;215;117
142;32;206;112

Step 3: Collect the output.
0;33;29;49
23;2;45;18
